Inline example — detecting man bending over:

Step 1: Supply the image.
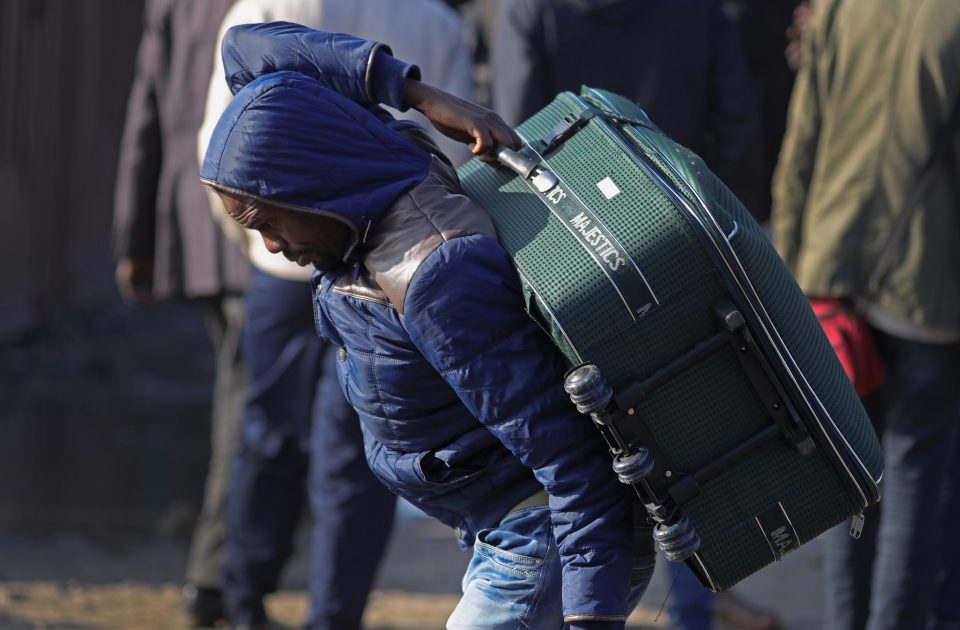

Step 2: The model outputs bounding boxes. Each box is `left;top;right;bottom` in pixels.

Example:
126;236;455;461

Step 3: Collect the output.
200;22;654;630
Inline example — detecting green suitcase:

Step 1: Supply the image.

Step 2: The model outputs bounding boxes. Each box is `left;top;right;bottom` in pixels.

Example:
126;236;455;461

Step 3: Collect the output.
457;87;883;591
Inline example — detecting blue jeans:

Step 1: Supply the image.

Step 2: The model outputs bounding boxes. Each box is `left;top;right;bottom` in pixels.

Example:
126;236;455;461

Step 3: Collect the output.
447;505;655;629
822;330;960;630
224;269;396;628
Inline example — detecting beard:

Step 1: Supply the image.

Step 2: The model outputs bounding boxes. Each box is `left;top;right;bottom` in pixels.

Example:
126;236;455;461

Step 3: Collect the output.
283;247;343;271
308;249;346;272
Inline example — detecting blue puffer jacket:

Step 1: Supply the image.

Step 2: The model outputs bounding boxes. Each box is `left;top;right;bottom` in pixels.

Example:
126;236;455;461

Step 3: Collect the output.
201;22;640;624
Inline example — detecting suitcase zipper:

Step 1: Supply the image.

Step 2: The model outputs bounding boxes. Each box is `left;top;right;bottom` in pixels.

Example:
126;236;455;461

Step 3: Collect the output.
849;512;865;539
567;91;880;511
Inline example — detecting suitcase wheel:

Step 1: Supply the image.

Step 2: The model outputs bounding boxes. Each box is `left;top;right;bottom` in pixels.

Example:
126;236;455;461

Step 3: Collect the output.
563;364;612;415
612;449;654;484
654;515;701;562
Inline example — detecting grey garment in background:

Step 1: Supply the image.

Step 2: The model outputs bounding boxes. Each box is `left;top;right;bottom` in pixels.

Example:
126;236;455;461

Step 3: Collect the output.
314;0;476;166
185;295;248;588
112;0;249;300
491;0;762;217
450;0;504;107
113;0;252;594
318;0;475;165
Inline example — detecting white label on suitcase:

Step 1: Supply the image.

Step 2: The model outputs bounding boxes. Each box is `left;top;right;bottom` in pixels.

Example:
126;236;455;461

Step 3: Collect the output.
596;176;621;200
518;149;658;320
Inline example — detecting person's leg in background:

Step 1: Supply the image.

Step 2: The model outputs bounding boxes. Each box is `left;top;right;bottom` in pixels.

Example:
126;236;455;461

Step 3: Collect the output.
929;398;960;630
665;561;782;630
821;498;881;630
866;332;960;630
821;392;884;630
666;563;712;630
184;294;248;626
223;269;322;628
305;345;397;630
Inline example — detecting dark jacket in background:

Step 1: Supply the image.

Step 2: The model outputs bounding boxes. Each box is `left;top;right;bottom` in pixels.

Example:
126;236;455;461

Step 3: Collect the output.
113;0;249;300
492;0;762;215
727;0;805;220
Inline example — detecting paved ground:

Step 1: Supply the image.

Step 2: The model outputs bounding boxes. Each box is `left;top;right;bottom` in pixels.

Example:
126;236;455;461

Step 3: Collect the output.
0;507;830;629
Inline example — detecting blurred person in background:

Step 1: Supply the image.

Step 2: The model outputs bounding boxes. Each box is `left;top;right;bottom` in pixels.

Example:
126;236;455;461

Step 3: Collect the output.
771;1;960;628
111;0;250;625
198;2;474;628
724;0;807;224
490;0;763;220
444;0;504;107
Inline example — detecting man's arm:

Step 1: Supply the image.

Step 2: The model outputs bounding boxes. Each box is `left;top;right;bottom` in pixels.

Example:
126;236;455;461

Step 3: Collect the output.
403;80;519;161
219;22;520;161
401;235;636;626
221;21;418;108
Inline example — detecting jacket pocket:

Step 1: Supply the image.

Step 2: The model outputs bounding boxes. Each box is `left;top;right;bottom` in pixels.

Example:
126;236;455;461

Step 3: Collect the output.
416;451;486;487
312;282;345;348
473;507;552;577
376;449;487;499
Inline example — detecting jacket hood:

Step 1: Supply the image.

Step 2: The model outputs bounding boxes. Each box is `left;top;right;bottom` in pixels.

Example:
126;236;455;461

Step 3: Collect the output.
200;71;431;260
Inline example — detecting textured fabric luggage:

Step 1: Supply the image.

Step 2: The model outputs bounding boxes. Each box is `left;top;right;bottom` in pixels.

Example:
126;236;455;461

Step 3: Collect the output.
457;87;883;591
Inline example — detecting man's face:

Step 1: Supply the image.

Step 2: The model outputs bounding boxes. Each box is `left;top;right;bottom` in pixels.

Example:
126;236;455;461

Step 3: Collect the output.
218;191;353;271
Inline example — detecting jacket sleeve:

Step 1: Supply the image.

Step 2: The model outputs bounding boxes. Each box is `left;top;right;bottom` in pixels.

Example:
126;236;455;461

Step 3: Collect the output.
771;7;824;271
219;22;420;110
401;234;636;623
112;0;167;261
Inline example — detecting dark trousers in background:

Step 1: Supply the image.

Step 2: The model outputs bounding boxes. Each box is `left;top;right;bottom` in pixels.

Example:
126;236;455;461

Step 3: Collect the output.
224;269;397;628
823;330;960;630
666;562;712;630
186;294;249;589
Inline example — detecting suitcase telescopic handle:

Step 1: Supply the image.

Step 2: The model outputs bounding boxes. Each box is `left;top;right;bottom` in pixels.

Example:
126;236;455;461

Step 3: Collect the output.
495;145;559;193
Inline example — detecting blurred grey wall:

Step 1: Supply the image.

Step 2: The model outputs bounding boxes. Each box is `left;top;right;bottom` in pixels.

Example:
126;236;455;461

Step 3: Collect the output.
0;1;218;538
0;0;144;341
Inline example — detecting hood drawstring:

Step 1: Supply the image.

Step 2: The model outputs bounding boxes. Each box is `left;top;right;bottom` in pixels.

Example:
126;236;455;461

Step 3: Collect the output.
360;216;373;245
350;216;374;280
